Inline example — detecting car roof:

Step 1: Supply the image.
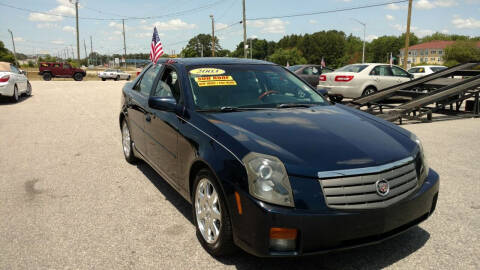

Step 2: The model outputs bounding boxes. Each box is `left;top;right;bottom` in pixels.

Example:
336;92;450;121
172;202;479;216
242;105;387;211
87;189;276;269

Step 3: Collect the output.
411;65;446;68
158;57;274;66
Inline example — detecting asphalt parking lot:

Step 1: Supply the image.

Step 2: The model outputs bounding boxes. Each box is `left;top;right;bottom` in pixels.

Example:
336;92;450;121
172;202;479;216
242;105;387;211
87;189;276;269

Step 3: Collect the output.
0;81;479;269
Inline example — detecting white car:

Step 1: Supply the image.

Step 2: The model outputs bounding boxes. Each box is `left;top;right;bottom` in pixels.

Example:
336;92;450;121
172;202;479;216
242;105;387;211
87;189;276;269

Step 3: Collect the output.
408;65;447;79
0;61;32;102
317;63;413;98
98;69;131;81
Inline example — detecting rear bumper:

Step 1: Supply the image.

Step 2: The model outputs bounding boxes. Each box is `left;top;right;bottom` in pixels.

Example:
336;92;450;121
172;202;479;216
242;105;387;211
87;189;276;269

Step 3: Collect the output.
0;83;13;96
319;85;361;98
231;169;439;257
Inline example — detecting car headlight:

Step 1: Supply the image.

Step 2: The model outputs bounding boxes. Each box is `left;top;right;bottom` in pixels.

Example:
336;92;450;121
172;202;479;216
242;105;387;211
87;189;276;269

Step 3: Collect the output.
242;152;295;207
410;133;429;183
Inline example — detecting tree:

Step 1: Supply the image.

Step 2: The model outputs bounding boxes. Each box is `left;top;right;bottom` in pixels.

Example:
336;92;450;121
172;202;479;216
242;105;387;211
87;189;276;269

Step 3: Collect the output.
366;36;403;63
444;41;480;64
268;48;307;66
181;34;222;57
0;40;15;63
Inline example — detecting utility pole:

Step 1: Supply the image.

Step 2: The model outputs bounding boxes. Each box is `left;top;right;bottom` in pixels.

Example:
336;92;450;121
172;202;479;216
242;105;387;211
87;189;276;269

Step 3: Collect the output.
403;0;413;69
122;19;127;69
242;0;247;58
90;36;93;65
7;29;18;66
73;0;80;63
83;39;87;64
210;15;215;57
250;38;253;59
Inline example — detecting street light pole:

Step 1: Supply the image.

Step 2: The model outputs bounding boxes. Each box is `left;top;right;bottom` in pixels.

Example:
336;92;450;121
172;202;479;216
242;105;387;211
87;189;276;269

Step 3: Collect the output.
72;0;80;63
122;19;127;69
210;15;215;57
7;29;18;66
242;0;247;58
353;19;366;63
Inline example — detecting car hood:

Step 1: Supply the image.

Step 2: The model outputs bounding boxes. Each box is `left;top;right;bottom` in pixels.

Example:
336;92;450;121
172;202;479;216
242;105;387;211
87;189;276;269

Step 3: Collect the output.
203;104;417;178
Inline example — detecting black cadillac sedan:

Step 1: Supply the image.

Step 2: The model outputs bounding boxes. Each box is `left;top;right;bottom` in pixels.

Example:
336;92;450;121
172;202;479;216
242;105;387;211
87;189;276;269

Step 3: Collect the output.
119;58;439;257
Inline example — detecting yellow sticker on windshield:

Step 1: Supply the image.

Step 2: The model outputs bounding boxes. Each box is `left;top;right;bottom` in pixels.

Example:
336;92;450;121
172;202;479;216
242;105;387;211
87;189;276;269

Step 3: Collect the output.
190;68;225;75
197;80;237;87
194;76;233;82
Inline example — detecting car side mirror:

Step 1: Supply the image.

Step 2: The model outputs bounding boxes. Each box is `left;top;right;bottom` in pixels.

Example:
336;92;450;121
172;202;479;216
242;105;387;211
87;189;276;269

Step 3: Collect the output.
148;96;177;111
317;88;328;96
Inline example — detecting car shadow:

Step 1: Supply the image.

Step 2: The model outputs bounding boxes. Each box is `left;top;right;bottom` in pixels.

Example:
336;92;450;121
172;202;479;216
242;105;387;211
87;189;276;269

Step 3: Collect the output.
134;160;430;269
135;161;194;224
0;94;33;105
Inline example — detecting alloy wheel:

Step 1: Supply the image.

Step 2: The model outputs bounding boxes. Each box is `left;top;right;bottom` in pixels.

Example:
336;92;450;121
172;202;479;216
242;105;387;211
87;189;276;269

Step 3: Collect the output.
122;122;131;157
195;178;222;244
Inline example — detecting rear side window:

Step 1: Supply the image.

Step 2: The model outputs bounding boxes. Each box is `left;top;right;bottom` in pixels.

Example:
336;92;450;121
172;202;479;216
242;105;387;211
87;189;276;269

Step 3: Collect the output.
391;66;410;77
431;67;446;72
370;66;393;76
135;64;161;95
336;64;368;73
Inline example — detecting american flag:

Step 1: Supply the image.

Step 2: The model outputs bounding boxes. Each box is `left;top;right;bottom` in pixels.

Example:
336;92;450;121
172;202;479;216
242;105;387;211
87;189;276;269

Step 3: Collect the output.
321;57;326;68
150;27;164;64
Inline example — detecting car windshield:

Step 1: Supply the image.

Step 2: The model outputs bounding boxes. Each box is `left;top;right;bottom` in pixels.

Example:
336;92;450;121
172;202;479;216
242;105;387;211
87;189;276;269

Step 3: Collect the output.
286;65;302;72
187;64;327;111
336;64;368;73
431;67;447;72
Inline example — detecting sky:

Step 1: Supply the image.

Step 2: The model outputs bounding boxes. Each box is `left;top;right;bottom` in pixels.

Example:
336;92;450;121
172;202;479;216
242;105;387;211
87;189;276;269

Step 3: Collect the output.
0;0;479;57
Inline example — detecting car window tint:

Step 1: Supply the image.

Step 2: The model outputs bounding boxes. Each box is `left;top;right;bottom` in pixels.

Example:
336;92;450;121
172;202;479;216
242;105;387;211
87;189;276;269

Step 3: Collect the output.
10;65;19;73
336;64;368;73
137;64;161;95
431;67;446;72
153;68;181;102
63;64;71;69
54;64;61;68
302;67;313;75
370;66;392;76
408;68;418;73
391;66;409;77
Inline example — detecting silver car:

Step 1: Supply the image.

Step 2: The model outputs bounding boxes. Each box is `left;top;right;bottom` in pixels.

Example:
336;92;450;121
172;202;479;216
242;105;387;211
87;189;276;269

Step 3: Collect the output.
0;62;32;102
98;69;131;81
318;63;413;98
408;65;447;79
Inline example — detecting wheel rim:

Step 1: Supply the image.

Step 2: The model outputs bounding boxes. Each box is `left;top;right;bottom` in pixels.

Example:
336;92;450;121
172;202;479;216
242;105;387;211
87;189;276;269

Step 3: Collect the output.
122;122;131;156
195;178;222;244
364;88;374;96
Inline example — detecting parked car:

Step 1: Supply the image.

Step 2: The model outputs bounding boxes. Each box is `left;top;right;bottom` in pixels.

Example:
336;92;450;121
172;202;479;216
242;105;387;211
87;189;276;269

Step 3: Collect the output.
408;65;447;79
119;58;439;257
317;63;413;98
98;69;131;81
287;65;333;88
38;62;86;81
0;61;32;102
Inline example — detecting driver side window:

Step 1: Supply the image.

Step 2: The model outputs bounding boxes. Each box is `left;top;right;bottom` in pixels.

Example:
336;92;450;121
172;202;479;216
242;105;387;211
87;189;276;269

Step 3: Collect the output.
152;67;182;103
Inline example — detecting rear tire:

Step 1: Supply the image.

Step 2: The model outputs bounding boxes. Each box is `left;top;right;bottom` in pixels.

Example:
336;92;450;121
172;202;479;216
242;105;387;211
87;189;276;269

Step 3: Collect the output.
127;75;131;81
192;169;236;256
42;73;52;81
121;119;137;164
115;75;119;81
101;78;106;81
11;85;19;102
73;73;83;81
362;87;376;97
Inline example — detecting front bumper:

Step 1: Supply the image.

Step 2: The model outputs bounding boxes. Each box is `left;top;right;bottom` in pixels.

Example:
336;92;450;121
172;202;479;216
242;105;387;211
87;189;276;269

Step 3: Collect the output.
231;169;439;257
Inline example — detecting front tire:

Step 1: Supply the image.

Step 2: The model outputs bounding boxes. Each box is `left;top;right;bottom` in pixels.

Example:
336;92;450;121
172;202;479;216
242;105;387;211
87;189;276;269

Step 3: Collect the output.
127;75;131;81
193;169;235;256
115;75;120;81
101;78;106;81
25;81;32;96
121;119;137;164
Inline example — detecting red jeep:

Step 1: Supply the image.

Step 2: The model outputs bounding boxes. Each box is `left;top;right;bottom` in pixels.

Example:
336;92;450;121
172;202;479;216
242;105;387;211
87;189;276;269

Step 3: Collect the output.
38;62;86;81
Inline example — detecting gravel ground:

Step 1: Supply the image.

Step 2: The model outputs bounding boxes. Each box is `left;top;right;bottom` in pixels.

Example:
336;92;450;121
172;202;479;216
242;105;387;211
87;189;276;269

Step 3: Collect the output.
0;81;479;270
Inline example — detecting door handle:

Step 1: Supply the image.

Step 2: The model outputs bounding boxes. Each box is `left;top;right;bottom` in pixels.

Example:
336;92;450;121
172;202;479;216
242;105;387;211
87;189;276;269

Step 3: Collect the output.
145;114;151;122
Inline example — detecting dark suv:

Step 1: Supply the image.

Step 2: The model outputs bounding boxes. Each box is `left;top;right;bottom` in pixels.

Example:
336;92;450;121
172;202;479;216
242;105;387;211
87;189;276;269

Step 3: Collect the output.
38;62;86;81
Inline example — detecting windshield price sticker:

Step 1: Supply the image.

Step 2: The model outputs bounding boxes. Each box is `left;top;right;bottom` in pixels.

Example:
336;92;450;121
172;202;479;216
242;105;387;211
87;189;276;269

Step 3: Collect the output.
197;80;237;87
194;76;234;82
190;68;226;75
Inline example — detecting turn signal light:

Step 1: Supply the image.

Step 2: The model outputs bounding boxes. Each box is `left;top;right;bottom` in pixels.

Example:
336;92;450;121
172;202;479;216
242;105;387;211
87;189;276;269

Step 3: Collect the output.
0;75;10;82
270;227;297;240
269;227;297;252
319;75;327;81
334;75;354;82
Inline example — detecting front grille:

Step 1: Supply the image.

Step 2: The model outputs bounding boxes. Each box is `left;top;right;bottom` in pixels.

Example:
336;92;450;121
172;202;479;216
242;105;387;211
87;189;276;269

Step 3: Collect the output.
319;161;418;210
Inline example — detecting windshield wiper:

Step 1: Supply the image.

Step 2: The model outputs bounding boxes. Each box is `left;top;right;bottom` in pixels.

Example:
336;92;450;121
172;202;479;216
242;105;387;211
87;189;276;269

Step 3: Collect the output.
197;106;269;113
276;103;316;108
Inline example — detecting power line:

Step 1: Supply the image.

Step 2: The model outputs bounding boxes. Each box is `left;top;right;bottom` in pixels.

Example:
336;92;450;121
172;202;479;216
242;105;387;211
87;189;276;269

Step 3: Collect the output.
0;0;225;21
216;21;242;33
247;0;410;21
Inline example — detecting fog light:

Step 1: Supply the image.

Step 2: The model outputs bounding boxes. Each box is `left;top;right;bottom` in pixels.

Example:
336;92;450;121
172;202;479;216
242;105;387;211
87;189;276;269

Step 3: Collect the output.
269;228;297;252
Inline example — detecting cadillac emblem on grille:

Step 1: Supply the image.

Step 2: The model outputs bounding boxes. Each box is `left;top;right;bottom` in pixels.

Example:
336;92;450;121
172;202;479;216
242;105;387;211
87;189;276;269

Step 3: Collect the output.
375;179;390;196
